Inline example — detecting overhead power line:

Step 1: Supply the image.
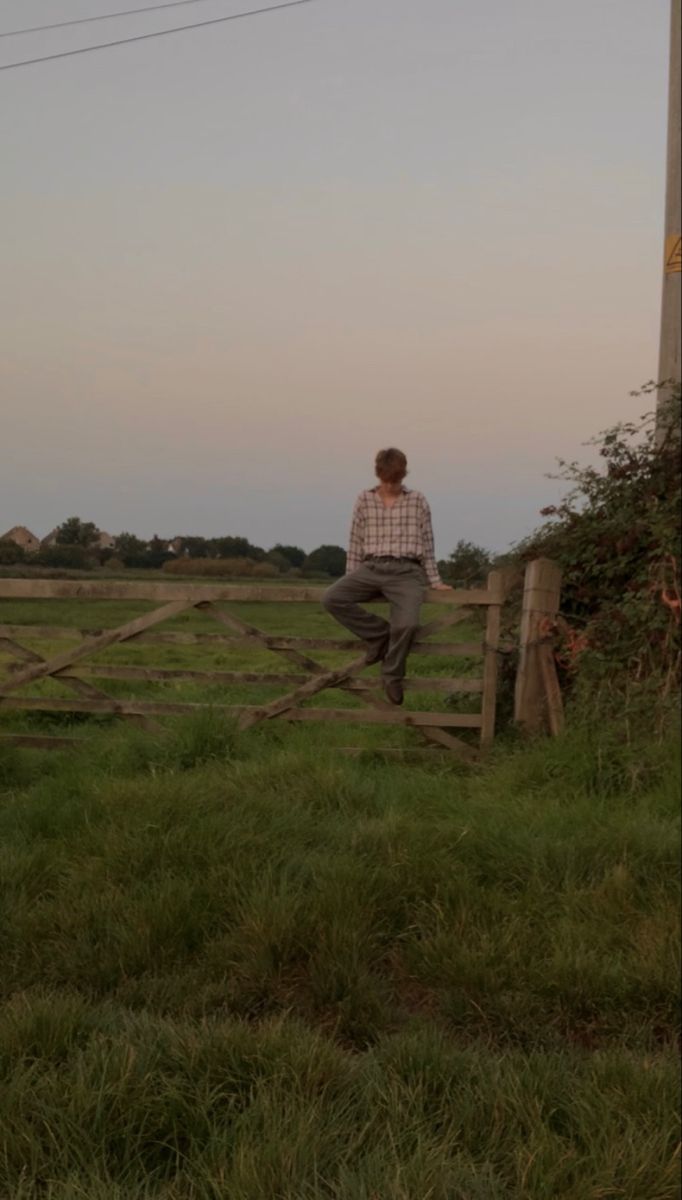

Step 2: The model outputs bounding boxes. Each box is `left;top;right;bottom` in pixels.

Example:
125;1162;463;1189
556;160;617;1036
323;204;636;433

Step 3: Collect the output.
0;0;316;71
1;0;220;40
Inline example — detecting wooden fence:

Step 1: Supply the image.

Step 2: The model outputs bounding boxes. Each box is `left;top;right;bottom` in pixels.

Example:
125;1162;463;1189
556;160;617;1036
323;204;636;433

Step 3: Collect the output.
0;561;561;760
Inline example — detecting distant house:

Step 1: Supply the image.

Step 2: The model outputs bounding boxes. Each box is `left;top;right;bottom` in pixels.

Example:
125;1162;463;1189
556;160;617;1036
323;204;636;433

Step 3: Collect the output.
0;525;41;554
96;531;116;551
41;528;59;548
168;537;186;555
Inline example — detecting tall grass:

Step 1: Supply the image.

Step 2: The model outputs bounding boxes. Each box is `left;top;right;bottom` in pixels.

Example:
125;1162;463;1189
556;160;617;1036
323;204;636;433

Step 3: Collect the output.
0;706;679;1198
2;1002;677;1200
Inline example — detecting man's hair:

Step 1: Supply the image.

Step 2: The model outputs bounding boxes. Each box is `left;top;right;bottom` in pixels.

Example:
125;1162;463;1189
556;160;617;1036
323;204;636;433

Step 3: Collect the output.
375;447;408;483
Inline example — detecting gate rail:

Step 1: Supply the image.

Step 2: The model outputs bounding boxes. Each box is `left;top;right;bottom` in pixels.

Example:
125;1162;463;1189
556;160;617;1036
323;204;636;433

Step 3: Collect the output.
0;566;557;759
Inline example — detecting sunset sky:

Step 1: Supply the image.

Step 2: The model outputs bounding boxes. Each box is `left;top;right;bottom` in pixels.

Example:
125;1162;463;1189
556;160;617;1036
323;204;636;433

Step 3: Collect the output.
0;0;671;557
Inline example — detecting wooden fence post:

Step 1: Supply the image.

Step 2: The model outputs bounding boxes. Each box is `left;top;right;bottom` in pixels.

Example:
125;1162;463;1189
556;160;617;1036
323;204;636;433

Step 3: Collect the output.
514;558;562;733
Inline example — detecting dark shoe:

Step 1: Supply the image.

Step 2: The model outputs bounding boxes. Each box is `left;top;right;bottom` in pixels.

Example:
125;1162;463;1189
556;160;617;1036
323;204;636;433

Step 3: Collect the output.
364;636;389;666
384;680;404;706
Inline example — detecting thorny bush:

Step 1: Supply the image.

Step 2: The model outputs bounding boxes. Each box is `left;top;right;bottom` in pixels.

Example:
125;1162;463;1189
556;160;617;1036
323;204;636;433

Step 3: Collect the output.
517;384;681;692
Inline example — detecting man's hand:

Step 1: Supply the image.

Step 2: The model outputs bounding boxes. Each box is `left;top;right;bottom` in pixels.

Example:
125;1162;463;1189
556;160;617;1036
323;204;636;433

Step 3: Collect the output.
431;582;453;591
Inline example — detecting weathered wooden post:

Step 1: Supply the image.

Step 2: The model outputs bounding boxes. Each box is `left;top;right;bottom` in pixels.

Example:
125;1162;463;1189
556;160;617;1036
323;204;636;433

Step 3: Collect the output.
514;558;563;734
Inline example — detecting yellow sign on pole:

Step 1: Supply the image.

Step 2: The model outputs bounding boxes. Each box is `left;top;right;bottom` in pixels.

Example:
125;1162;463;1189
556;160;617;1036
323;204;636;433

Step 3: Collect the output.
664;234;682;273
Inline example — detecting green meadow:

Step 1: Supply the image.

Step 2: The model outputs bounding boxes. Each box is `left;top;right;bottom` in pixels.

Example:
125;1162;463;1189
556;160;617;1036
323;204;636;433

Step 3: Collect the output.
0;589;679;1198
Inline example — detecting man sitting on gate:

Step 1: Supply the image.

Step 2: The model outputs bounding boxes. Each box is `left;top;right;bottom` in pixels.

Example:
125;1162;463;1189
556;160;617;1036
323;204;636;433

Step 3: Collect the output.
323;447;452;706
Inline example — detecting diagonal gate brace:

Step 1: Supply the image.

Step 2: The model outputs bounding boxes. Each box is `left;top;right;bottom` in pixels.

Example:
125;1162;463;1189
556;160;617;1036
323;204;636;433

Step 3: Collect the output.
200;602;477;758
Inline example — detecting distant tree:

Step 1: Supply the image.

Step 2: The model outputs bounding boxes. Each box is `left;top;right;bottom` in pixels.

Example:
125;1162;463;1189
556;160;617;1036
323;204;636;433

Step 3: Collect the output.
304;545;347;577
114;532;149;567
36;545;95;570
441;540;492;586
265;549;291;573
0;539;25;565
270;543;306;569
209;536;265;561
491;550;518;571
181;537;210;559
56;517;100;548
209;536;248;559
146;535;173;569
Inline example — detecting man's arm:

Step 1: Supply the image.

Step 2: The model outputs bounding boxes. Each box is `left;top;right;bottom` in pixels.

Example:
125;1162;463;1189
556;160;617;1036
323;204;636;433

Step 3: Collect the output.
420;497;445;588
346;496;365;574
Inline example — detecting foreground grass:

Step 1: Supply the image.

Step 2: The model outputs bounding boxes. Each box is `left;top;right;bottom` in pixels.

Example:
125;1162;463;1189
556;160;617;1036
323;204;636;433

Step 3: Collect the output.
0;710;679;1199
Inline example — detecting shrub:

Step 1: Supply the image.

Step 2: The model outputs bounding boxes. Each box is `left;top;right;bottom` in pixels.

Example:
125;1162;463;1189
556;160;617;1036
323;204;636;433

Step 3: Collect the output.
163;557;257;578
270;543;306;569
517;384;681;687
113;533;149;568
265;550;291;573
441;540;493;586
209;536;265;561
35;545;96;570
304;545;347;577
0;540;25;566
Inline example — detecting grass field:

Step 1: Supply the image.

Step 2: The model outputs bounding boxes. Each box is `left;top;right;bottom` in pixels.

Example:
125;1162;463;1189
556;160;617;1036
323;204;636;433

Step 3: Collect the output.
0;590;679;1198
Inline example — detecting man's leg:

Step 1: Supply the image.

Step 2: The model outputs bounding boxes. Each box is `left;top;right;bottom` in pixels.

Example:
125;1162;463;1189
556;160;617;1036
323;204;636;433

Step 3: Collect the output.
322;564;390;657
380;564;427;687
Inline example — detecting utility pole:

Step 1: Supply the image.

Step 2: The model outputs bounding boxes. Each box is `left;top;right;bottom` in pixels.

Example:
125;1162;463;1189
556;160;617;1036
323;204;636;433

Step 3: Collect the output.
656;0;681;442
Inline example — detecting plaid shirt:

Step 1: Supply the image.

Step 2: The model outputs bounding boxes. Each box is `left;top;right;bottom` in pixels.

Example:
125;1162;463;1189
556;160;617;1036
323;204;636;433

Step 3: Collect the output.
346;487;442;586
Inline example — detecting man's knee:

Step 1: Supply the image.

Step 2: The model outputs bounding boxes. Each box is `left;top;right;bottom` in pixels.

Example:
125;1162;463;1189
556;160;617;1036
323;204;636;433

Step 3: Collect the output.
322;585;340;613
392;622;420;641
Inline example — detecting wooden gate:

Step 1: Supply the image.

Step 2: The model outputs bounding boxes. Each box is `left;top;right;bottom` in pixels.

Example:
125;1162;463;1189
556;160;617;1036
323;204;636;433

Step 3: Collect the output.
0;572;514;760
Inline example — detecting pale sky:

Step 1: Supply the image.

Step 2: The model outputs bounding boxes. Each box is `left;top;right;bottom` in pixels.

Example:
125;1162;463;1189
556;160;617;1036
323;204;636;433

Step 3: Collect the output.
0;0;670;556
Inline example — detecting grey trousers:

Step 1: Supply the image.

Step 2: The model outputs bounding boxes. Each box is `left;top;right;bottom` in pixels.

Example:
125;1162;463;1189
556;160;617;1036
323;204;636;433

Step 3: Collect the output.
322;559;427;683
